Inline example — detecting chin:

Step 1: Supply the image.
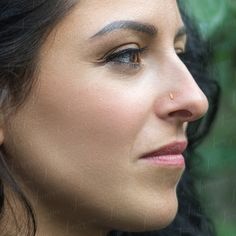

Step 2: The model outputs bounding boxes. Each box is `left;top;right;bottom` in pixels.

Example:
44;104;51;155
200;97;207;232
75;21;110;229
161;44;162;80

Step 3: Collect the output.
105;191;179;233
135;197;178;232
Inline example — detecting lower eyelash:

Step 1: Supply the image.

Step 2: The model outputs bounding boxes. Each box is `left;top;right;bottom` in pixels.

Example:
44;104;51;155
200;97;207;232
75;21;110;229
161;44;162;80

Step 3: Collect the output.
108;61;141;69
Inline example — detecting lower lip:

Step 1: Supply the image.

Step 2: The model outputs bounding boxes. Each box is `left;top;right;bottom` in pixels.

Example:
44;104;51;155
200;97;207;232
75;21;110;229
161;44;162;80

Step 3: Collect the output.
139;154;185;167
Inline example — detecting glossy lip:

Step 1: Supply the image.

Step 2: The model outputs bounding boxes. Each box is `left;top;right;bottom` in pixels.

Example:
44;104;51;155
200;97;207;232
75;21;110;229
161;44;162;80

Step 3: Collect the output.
139;141;188;159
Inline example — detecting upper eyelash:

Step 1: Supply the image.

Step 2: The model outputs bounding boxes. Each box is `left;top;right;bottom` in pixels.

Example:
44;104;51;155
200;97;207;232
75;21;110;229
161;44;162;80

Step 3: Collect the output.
98;47;148;67
106;47;146;61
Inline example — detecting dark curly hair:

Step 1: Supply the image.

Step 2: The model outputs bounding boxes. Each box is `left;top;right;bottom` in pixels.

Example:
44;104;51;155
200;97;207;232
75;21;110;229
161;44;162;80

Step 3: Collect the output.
0;1;220;235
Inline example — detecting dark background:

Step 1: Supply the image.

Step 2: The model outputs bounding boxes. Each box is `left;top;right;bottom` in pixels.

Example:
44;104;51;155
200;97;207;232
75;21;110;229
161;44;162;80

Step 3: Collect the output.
183;1;236;235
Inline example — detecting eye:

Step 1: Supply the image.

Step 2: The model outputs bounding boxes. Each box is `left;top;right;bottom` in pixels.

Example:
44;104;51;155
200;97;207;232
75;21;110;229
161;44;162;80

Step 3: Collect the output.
98;45;147;69
176;48;188;61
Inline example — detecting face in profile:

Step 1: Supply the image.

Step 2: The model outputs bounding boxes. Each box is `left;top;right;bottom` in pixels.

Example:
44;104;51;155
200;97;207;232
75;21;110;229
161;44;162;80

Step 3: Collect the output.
1;0;209;235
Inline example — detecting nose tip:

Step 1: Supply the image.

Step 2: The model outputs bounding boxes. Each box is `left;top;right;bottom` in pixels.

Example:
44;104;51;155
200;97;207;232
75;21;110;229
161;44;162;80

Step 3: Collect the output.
190;92;209;121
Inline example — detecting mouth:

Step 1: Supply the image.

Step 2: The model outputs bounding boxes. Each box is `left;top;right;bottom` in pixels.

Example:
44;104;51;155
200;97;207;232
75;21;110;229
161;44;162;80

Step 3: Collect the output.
139;141;188;167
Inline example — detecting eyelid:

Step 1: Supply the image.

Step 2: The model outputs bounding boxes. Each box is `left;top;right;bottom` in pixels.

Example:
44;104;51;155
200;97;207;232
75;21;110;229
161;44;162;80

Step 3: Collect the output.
175;48;185;54
106;47;146;61
94;45;147;74
174;42;187;54
175;34;187;46
97;43;141;61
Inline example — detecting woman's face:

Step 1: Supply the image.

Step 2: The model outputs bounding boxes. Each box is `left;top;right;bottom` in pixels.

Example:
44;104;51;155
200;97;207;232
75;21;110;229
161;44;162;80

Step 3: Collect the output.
2;0;209;235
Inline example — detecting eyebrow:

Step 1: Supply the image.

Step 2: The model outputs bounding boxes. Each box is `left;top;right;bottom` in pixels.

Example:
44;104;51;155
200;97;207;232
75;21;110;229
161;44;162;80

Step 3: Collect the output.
89;20;187;42
89;20;158;39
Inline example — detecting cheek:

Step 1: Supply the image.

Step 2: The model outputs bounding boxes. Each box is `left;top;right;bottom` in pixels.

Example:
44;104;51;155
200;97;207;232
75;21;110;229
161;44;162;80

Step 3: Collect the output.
76;85;145;139
2;73;152;199
37;51;150;150
34;66;152;161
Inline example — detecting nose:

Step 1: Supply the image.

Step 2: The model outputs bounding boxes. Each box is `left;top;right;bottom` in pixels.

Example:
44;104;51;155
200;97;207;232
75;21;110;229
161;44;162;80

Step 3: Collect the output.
154;58;209;123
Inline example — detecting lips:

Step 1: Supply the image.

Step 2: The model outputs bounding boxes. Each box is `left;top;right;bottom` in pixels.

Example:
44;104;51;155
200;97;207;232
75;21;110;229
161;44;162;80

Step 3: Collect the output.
140;141;188;159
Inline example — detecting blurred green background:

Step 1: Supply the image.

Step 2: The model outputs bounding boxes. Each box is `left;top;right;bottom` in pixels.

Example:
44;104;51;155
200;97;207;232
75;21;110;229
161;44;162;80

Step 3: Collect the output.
182;1;236;236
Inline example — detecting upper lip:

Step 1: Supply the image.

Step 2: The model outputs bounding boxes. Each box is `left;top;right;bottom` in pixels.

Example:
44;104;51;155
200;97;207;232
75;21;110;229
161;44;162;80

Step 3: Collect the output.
140;141;188;159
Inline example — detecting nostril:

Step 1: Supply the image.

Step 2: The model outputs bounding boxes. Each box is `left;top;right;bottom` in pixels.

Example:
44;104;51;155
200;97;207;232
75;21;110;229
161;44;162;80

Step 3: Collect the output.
169;110;193;118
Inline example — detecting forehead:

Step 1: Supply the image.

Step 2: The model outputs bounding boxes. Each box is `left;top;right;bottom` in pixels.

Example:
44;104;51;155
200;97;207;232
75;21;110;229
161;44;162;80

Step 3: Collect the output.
65;0;184;37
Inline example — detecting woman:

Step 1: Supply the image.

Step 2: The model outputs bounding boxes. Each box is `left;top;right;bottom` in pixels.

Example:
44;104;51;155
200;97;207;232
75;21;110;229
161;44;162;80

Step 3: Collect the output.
0;1;220;236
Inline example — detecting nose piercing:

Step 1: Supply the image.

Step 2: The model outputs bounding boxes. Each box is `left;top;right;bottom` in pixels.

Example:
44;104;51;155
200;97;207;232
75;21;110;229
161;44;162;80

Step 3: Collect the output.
169;92;174;100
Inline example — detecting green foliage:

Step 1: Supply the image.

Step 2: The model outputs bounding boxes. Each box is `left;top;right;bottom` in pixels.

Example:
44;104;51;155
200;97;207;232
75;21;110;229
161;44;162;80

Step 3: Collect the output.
181;1;236;236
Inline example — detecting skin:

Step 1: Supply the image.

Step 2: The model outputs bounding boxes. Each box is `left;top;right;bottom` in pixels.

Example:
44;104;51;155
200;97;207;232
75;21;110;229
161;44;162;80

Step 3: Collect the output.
1;0;209;236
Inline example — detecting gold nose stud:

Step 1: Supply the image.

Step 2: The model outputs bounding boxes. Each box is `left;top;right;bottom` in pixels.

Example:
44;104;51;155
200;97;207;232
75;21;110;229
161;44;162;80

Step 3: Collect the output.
169;92;174;100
